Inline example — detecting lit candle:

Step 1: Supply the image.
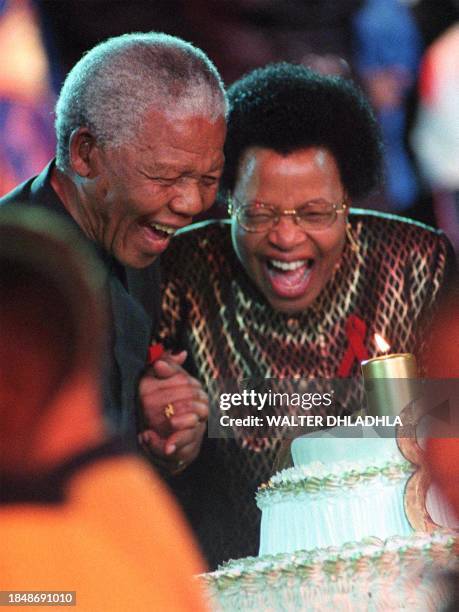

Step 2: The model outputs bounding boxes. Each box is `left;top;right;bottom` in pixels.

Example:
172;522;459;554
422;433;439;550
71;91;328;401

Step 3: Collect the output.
374;333;390;353
361;353;418;417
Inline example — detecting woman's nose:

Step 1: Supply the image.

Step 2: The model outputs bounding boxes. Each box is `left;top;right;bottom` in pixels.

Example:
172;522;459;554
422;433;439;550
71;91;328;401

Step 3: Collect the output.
267;215;306;250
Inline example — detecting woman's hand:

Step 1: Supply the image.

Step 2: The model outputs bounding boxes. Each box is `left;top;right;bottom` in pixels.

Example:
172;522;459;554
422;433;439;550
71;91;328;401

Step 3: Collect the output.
138;351;208;473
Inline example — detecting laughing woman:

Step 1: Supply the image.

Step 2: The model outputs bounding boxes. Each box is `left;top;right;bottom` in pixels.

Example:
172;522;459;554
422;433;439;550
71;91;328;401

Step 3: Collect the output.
152;64;454;569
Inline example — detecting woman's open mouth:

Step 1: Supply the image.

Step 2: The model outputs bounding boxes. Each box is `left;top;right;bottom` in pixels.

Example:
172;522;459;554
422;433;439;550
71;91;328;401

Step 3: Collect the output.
263;257;315;298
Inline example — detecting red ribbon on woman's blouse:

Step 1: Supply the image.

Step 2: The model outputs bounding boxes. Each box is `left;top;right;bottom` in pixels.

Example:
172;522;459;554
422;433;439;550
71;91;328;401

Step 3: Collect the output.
337;315;369;377
147;343;164;365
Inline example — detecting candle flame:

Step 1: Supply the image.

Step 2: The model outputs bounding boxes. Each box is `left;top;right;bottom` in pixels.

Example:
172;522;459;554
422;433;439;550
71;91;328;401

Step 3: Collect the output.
374;333;390;353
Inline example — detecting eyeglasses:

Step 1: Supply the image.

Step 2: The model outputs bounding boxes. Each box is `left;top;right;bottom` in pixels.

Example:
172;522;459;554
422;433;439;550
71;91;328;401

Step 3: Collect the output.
228;196;347;233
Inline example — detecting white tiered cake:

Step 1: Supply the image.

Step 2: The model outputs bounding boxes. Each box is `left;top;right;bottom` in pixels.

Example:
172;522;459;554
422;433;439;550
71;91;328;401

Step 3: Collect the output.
202;427;458;611
258;427;413;555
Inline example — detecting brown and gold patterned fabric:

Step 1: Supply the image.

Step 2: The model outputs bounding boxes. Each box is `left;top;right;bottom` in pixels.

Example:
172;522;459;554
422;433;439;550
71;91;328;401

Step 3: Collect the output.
157;211;454;569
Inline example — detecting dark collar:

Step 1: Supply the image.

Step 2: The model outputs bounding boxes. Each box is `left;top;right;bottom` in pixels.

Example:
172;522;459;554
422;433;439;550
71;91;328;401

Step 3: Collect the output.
0;437;135;505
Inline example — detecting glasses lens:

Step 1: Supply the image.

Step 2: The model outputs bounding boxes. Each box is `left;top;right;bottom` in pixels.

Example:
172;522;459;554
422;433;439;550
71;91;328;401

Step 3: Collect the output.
238;206;275;231
235;200;341;231
296;201;336;229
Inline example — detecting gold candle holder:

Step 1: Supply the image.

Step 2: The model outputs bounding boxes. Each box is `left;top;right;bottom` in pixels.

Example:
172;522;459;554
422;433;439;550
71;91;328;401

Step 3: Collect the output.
361;353;418;417
362;354;438;531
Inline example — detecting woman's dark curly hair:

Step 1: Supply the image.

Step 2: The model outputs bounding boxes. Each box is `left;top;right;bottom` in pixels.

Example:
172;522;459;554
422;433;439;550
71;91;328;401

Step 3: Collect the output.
220;63;384;202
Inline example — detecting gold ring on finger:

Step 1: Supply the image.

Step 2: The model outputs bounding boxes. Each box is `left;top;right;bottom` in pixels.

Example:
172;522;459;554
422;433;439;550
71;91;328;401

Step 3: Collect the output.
164;403;175;419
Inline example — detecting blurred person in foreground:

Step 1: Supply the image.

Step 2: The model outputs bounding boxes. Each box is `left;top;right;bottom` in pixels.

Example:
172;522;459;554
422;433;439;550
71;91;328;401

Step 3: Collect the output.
425;286;459;612
0;207;208;612
425;285;459;518
0;31;226;474
141;63;456;568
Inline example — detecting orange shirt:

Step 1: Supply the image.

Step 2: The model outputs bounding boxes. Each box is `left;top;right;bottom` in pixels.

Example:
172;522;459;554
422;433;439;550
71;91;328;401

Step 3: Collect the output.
0;454;208;612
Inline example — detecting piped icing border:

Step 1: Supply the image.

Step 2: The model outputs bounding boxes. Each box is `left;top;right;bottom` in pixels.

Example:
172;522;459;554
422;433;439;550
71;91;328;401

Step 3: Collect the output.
200;532;458;591
256;456;414;504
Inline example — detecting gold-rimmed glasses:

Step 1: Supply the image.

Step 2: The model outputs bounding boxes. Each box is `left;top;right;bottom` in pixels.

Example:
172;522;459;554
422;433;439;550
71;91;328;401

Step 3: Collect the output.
228;195;347;232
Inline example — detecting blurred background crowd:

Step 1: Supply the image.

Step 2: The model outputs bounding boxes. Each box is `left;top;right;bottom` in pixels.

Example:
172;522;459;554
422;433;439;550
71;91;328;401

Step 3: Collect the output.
0;0;458;255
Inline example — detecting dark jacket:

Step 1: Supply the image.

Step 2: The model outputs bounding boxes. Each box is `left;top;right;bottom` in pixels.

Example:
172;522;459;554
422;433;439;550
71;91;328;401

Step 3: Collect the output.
0;161;161;442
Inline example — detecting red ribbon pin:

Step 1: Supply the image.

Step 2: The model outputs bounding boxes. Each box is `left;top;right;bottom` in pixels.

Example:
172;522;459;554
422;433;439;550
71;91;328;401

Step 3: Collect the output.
147;342;164;365
337;315;369;377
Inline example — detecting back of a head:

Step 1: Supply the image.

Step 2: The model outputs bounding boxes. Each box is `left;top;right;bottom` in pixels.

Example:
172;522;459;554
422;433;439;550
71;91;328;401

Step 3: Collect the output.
55;32;227;171
0;207;106;473
221;62;383;202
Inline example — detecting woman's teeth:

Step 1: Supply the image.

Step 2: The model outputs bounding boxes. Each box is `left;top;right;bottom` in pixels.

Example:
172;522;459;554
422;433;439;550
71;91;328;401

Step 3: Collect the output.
265;257;314;298
268;258;312;271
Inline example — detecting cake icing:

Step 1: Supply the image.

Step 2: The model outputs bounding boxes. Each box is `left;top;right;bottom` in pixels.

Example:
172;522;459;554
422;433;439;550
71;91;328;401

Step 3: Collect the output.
258;426;414;555
202;425;458;610
290;424;399;466
201;532;458;612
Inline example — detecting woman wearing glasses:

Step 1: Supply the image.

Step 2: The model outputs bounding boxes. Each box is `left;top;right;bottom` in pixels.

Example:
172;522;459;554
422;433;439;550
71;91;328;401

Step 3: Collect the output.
151;64;453;569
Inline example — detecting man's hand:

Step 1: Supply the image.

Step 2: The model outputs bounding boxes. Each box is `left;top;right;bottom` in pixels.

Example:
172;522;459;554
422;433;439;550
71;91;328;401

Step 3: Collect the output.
138;351;208;473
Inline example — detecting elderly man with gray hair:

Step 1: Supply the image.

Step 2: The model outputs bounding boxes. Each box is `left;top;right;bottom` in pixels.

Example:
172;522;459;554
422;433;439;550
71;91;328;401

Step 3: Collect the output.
0;32;227;474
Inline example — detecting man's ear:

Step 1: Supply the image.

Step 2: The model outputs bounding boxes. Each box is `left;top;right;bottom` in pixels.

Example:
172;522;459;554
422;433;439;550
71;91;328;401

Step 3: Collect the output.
69;128;98;178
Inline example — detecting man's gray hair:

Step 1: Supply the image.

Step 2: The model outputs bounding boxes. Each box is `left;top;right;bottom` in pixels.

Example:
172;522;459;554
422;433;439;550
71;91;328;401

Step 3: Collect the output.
55;32;227;171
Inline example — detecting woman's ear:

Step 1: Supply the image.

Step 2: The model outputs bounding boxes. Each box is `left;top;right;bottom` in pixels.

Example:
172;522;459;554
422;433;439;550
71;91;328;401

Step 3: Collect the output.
343;193;351;222
227;191;234;215
69;128;98;178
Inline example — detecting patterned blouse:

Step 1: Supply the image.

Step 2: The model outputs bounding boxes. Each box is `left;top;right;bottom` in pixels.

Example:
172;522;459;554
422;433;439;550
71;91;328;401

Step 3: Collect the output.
158;211;453;569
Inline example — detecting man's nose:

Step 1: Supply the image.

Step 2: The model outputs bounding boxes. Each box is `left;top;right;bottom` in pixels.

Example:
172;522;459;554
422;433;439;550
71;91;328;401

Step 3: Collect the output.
169;180;205;218
267;215;306;250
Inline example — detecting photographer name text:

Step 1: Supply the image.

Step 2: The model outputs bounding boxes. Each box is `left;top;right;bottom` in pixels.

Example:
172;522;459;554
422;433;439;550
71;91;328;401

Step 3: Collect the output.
219;414;402;427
